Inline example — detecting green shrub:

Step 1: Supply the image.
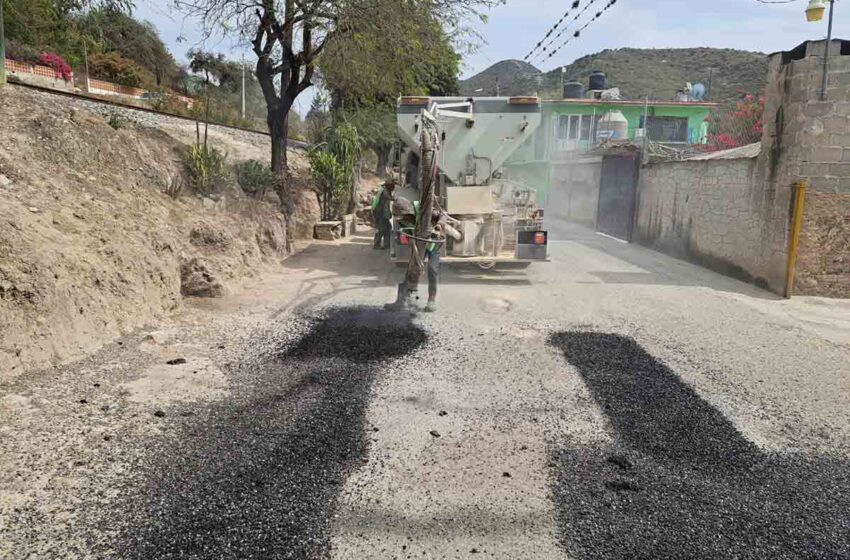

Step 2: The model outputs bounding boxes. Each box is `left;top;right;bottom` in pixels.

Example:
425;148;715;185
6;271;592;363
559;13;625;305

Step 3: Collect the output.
234;160;277;199
5;39;40;64
107;112;126;130
309;148;347;221
183;144;227;196
88;52;155;88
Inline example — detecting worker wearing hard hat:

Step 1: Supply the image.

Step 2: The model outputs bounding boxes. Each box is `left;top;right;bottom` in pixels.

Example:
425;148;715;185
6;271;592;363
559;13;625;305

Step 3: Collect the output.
371;178;397;250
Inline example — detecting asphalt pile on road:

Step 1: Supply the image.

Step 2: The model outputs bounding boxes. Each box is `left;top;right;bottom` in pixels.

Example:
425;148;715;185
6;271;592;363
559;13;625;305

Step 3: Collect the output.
114;307;427;559
548;332;850;560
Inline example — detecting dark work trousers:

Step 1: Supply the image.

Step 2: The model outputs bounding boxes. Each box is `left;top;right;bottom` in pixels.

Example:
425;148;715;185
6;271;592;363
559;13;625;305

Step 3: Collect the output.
373;218;391;249
425;246;440;301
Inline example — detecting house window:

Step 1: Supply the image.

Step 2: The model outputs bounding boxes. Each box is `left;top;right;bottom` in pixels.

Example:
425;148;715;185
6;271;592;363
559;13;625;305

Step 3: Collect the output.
640;116;689;143
580;115;600;141
568;115;580;140
557;115;570;140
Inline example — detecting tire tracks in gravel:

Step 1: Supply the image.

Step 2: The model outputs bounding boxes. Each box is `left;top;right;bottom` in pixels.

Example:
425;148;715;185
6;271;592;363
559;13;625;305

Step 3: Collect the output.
548;332;850;560
113;307;427;559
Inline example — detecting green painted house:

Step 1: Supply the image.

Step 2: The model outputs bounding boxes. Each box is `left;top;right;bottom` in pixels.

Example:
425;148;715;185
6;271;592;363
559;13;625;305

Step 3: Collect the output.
506;98;717;209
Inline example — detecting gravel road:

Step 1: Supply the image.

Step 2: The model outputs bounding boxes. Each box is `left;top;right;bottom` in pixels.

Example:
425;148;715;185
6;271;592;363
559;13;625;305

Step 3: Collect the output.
2;223;848;559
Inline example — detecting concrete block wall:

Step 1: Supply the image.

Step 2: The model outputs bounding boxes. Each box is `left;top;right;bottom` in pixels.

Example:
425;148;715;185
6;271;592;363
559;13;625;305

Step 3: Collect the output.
758;39;850;296
635;157;778;289
634;39;849;297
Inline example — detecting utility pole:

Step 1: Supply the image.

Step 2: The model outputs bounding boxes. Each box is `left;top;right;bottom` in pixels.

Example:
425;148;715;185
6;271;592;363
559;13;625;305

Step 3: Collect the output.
806;0;837;100
83;39;90;93
561;66;566;97
820;0;835;100
241;56;246;119
0;1;6;87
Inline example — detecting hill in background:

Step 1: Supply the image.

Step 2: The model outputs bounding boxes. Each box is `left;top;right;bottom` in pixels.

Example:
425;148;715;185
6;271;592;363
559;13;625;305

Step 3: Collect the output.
459;59;541;95
460;48;769;103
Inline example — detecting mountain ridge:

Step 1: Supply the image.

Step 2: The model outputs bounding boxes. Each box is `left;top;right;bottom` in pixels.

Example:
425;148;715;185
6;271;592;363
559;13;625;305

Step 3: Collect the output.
460;48;769;103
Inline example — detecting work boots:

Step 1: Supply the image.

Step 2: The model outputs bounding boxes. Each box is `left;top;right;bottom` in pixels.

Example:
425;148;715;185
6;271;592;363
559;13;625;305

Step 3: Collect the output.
424;286;437;313
384;282;417;312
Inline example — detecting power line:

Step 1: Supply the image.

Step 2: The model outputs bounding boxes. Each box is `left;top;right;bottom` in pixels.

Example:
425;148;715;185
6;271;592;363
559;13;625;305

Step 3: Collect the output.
523;0;582;62
754;0;801;3
530;0;606;63
540;0;620;65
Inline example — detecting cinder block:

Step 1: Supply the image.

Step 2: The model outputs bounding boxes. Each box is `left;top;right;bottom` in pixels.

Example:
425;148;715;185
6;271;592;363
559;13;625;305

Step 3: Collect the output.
822;117;849;134
829;162;850;177
809;175;839;192
829;133;850;145
799;163;823;177
804;102;835;117
812;146;843;162
835;102;850;116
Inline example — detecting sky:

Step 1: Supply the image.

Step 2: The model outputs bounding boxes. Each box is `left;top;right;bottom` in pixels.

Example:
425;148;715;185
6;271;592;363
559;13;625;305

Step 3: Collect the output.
134;0;848;115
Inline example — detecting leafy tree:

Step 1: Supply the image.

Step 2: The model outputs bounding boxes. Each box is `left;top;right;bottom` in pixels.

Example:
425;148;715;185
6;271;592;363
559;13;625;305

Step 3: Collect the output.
186;49;268;131
187;49;227;86
78;8;177;86
2;0;133;66
321;4;460;178
304;88;331;144
174;0;501;245
5;39;41;64
88;51;154;86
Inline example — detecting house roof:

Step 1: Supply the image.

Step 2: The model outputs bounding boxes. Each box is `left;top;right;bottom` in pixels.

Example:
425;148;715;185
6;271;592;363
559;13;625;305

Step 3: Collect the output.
540;98;718;109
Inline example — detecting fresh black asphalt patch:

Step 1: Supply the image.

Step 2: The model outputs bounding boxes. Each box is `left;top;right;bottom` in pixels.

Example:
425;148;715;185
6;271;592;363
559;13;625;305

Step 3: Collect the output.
114;307;426;559
549;332;850;560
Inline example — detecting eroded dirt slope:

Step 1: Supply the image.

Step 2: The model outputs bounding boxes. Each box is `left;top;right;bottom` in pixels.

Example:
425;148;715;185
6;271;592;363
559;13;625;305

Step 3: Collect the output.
0;85;318;379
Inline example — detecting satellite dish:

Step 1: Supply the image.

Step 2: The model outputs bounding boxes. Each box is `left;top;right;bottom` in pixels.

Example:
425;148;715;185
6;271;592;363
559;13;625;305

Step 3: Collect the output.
692;83;707;100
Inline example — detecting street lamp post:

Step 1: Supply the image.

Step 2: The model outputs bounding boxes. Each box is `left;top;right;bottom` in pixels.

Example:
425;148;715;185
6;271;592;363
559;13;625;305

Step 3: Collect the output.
807;0;836;100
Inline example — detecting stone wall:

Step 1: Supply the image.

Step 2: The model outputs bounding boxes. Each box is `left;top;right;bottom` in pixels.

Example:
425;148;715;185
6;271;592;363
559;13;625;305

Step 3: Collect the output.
635;156;781;290
795;191;850;296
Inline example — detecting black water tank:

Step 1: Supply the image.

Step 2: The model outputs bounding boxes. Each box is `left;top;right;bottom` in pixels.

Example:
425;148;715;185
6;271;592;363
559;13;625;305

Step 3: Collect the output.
563;81;585;99
589;70;607;91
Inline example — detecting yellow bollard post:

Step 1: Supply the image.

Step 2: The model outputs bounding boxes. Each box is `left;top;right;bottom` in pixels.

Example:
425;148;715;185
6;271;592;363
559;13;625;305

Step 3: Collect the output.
784;180;808;298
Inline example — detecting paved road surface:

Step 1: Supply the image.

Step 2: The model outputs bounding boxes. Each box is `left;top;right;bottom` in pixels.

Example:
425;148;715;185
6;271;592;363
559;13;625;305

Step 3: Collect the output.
2;220;848;558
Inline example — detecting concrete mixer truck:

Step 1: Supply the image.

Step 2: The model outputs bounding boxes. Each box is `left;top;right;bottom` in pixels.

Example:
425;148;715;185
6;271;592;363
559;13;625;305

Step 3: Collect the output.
390;96;548;268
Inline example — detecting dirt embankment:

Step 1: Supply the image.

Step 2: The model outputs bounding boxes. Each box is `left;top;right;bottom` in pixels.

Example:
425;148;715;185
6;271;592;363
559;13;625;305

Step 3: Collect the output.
0;85;319;380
